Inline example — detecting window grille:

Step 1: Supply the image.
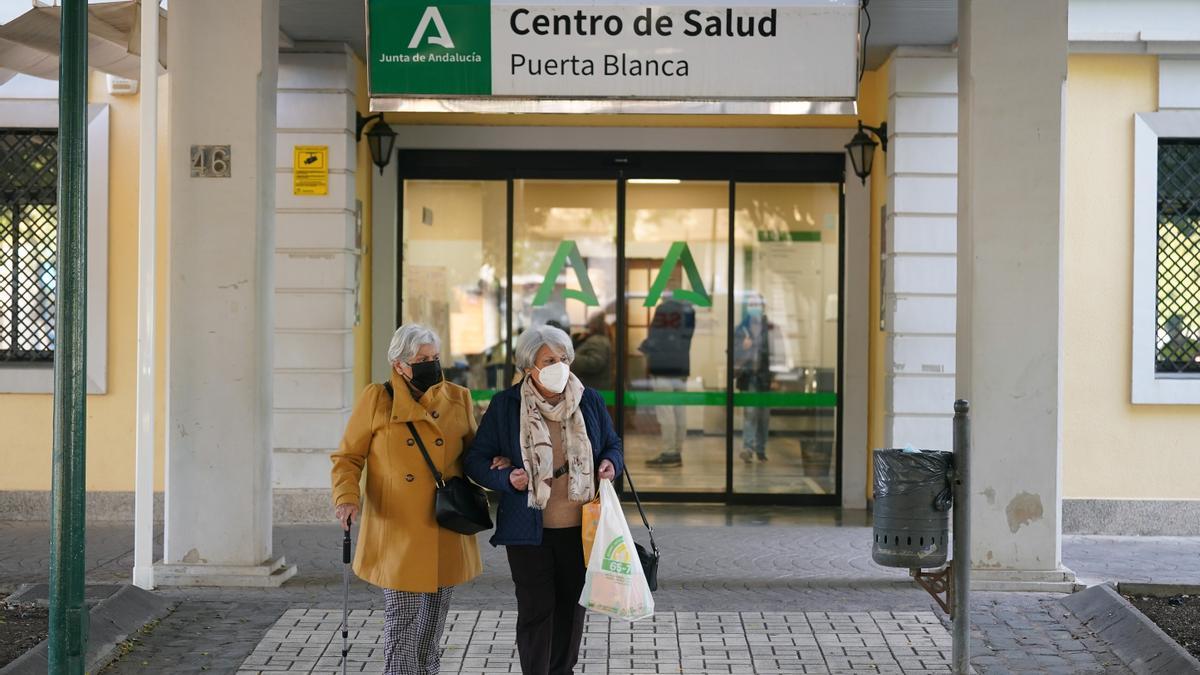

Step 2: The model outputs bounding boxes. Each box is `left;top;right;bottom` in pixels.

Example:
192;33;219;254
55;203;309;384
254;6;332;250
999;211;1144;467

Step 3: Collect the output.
0;129;58;363
1156;140;1200;374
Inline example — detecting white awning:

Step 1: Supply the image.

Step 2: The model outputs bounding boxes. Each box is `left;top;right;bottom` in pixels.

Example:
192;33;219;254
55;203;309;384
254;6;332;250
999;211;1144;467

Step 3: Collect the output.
0;1;166;81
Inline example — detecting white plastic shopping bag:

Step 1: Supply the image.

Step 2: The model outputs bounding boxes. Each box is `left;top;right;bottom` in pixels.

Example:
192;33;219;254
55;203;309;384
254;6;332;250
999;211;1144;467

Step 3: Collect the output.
579;479;655;621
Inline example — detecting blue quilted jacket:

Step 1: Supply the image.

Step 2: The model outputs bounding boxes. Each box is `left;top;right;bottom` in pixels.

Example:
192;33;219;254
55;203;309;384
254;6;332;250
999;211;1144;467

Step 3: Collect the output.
464;383;624;546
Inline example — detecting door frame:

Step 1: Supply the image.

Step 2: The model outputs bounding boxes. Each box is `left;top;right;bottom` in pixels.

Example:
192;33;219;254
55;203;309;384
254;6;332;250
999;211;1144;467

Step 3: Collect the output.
395;149;845;506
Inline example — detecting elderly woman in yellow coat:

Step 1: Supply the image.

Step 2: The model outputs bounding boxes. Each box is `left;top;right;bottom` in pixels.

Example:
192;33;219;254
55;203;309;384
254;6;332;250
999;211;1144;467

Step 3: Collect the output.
331;323;482;675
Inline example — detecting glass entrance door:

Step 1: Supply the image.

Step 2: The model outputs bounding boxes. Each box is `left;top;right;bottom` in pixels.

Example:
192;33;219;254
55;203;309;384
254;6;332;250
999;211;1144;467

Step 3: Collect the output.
622;181;728;493
731;183;841;496
400;180;508;414
397;151;843;504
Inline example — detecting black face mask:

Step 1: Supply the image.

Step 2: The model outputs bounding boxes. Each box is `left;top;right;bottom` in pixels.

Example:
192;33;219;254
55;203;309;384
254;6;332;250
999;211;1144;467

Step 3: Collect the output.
408;359;443;392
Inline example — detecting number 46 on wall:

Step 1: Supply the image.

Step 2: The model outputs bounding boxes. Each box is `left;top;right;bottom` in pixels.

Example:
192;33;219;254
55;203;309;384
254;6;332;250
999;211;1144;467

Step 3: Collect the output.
190;144;231;178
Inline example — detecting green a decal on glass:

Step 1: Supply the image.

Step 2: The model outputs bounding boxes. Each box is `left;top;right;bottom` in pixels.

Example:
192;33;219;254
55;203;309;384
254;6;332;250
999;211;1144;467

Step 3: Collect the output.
532;241;600;307
644;242;712;307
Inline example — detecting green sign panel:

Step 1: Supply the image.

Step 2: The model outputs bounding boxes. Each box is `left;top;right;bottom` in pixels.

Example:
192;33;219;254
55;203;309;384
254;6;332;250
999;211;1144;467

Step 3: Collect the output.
369;0;492;96
367;1;860;101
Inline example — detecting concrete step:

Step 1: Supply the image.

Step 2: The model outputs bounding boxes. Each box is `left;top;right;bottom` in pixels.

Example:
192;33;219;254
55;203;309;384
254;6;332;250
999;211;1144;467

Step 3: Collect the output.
153;556;298;588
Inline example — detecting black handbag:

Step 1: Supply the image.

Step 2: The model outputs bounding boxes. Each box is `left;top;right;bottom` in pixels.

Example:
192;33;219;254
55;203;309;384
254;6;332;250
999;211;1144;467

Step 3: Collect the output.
406;421;494;535
623;469;660;592
383;382;493;535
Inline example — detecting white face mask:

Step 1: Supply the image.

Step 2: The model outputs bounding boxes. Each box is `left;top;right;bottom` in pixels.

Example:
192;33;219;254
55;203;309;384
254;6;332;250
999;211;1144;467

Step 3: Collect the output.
535;362;570;394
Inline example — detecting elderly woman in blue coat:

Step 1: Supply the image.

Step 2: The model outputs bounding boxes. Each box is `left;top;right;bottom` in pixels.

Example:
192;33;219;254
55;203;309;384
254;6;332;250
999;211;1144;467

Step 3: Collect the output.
466;325;624;675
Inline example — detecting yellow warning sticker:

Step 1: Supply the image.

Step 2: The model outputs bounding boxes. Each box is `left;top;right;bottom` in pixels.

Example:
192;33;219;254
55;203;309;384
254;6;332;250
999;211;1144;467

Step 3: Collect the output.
293;145;328;196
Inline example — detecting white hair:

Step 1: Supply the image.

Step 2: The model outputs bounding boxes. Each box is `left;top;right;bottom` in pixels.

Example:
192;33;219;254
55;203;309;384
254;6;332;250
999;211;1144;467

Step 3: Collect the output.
515;324;574;370
387;323;440;365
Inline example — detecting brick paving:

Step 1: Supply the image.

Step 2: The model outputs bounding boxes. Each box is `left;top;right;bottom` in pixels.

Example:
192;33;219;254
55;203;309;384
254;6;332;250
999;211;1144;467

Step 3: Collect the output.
238;609;956;674
4;507;1195;673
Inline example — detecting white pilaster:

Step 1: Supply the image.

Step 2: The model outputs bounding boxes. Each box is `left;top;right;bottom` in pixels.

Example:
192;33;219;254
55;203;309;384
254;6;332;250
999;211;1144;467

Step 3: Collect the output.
1159;59;1200;111
884;50;958;453
958;0;1075;591
160;0;295;586
274;49;361;491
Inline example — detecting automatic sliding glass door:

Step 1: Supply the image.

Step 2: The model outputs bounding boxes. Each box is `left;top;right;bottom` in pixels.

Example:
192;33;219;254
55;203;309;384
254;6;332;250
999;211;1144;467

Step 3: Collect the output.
400;180;508;414
512;179;618;392
397;151;843;504
622;181;729;494
732;183;841;496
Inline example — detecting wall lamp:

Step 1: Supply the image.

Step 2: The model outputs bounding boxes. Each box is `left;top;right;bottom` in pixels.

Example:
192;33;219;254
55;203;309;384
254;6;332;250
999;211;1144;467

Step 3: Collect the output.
356;112;397;175
845;120;888;185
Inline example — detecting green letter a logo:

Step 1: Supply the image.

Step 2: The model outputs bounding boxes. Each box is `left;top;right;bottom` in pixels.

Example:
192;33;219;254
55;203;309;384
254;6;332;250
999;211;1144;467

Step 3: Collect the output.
644;242;711;307
408;6;456;49
532;241;599;307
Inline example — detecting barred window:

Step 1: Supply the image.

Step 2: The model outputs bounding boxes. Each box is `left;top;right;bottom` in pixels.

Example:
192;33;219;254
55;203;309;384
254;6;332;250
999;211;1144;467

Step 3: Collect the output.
1156;140;1200;375
0;129;58;363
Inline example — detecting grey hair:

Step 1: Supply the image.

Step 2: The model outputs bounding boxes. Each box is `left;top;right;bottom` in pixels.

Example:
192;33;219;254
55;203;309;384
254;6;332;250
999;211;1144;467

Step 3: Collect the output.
515;324;574;370
387;323;440;365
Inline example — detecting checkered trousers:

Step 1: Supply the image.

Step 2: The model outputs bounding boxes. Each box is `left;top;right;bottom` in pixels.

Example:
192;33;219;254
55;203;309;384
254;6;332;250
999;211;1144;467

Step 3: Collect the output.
382;586;454;675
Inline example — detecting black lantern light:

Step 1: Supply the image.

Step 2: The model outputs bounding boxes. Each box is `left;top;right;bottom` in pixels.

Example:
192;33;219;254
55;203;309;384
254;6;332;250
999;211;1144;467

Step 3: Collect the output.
845;121;888;185
356;112;397;174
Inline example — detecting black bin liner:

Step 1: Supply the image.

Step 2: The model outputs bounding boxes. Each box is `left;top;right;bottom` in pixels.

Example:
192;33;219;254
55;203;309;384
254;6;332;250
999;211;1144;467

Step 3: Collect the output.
872;448;954;569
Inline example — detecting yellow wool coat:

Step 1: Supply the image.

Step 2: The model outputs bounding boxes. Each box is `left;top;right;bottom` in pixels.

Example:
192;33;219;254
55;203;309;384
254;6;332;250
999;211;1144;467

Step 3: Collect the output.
330;375;483;593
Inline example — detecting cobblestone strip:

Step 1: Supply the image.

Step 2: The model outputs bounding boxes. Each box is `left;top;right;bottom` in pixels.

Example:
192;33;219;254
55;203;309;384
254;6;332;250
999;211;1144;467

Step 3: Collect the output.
99;601;291;675
235;609;956;675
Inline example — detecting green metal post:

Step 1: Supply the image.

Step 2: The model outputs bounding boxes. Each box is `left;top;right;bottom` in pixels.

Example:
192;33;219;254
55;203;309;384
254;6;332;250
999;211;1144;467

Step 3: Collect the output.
49;0;89;672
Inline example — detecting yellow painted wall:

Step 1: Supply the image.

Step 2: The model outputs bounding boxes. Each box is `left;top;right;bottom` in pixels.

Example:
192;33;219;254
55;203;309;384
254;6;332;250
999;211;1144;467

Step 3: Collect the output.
859;63;889;503
0;71;170;492
1063;54;1199;499
384;112;862;129
354;56;374;392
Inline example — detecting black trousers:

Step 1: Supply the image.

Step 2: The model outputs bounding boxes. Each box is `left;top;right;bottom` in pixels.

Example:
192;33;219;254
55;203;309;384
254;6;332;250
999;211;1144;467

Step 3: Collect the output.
506;526;587;675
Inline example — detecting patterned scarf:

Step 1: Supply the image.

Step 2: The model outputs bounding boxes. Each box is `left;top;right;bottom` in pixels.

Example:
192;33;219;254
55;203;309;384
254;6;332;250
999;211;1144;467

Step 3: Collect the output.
519;373;595;510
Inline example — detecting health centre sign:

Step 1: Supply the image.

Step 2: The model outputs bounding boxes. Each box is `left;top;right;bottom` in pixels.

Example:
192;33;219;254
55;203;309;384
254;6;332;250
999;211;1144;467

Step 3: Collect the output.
367;0;859;100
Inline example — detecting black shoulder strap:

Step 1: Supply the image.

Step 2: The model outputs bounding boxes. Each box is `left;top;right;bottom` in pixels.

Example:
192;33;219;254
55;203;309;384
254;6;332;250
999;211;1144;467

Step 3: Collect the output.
383;381;445;488
623;469;658;555
406;421;445;488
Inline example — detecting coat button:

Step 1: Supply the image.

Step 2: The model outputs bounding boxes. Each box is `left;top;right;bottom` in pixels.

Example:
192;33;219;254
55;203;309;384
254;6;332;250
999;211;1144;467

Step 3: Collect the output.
435;438;444;447
431;411;439;419
407;438;415;446
405;474;415;482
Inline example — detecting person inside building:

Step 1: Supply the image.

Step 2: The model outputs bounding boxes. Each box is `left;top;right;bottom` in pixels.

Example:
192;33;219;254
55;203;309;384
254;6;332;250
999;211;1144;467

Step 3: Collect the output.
465;325;624;675
330;323;482;675
570;311;612;391
639;291;696;467
735;293;774;463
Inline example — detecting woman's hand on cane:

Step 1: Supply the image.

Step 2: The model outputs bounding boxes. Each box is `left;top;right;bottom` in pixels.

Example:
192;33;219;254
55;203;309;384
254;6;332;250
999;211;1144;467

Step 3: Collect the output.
335;503;359;531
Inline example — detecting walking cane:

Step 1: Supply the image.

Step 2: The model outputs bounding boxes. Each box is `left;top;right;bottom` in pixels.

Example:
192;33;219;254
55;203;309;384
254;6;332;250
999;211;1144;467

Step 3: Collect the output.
341;514;352;675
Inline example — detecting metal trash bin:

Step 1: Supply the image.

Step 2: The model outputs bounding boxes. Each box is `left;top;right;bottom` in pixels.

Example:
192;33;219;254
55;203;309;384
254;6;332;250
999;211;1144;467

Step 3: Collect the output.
872;448;954;569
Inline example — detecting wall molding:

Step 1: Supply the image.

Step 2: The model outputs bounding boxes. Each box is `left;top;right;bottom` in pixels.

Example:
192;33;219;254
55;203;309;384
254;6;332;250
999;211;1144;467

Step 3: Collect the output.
1131;111;1200;404
0;101;109;394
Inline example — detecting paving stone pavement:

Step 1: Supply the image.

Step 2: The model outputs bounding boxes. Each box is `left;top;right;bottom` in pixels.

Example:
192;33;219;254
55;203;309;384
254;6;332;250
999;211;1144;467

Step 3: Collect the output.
237;609;958;675
5;508;1192;674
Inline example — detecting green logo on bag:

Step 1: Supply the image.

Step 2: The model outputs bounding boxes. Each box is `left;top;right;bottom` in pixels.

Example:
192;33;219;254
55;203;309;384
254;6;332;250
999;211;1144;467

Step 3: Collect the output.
602;536;634;576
